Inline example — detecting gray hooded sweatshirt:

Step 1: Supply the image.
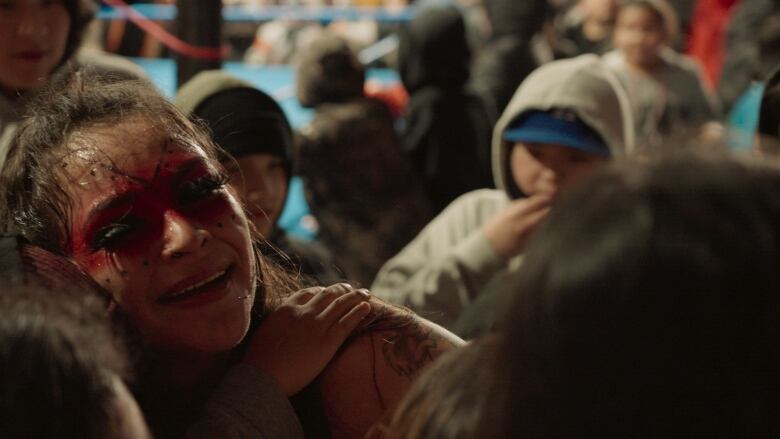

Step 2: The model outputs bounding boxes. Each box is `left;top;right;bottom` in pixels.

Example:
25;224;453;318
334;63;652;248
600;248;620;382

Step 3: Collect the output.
371;55;634;330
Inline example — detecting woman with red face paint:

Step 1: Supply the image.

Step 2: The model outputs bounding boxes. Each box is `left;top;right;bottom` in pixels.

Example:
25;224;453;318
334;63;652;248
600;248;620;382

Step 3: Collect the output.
0;70;463;438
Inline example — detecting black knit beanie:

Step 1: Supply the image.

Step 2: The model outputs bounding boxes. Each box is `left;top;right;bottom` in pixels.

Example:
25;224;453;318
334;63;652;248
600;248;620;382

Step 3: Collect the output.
192;87;294;176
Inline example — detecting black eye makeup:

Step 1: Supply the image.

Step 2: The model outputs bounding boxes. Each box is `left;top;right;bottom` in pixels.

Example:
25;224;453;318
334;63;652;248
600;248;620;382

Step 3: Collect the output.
177;173;230;206
90;216;144;251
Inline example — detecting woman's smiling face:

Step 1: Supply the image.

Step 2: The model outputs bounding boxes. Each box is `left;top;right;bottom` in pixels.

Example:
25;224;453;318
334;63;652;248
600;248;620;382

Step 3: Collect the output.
64;116;256;355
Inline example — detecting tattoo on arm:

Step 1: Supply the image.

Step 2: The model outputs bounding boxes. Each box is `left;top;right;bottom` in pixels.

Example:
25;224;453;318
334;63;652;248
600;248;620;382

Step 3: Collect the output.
380;320;445;381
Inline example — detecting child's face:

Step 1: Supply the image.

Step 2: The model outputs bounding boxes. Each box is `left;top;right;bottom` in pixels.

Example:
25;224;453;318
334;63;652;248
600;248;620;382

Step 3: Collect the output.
227;154;289;238
613;5;666;69
63;117;256;355
0;0;70;91
510;142;608;197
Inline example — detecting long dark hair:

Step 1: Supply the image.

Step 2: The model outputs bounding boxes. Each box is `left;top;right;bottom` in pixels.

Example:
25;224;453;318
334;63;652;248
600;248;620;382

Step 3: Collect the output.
495;152;780;437
0;281;130;439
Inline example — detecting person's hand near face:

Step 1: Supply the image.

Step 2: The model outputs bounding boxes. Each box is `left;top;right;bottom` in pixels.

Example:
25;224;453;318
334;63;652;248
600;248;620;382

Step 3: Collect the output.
0;0;71;92
482;142;607;259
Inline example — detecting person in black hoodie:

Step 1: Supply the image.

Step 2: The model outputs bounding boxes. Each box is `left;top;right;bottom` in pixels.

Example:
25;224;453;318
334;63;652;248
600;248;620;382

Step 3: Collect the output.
758;64;780;154
399;5;495;214
470;0;550;116
175;70;342;285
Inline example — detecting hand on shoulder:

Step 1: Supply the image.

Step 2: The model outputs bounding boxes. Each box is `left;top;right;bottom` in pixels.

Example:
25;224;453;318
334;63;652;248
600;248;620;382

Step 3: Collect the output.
317;300;465;438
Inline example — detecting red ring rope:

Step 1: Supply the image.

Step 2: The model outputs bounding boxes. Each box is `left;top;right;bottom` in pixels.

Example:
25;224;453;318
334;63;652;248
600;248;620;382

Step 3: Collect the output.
101;0;229;61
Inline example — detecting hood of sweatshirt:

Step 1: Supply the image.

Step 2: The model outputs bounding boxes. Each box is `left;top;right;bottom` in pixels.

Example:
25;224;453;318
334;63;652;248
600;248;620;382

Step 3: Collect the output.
398;5;471;94
492;54;635;198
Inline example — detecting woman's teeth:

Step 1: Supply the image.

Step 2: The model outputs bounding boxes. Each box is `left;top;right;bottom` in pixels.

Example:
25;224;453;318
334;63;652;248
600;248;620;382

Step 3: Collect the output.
169;269;227;298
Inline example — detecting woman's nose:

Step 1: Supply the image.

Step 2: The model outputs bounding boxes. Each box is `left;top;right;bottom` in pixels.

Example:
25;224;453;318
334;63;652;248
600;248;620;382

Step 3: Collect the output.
161;211;209;260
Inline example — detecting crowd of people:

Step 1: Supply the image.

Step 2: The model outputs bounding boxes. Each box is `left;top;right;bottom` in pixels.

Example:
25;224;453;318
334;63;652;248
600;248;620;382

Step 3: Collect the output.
1;0;780;438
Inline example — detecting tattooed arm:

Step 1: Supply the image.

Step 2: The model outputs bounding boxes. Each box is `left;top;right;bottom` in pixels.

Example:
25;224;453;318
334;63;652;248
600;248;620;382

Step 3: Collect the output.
317;300;465;438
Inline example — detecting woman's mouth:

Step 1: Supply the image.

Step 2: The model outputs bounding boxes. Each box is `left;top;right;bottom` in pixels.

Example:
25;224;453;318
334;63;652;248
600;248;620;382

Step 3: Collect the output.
158;265;234;307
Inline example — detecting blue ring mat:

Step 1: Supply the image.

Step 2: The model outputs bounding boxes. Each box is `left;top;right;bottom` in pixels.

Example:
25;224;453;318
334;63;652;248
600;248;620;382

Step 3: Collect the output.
133;58;401;240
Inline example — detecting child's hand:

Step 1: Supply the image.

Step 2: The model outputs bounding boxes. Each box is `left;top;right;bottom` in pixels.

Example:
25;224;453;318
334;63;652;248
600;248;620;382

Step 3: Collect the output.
242;283;372;396
482;194;552;259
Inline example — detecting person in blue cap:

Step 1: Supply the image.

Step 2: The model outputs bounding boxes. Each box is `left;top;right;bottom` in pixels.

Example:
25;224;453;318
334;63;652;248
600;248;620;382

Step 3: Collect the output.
371;54;635;335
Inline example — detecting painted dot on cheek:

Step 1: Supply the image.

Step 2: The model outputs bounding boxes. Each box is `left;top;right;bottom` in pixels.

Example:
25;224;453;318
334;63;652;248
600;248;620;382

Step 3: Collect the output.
217;222;223;228
105;278;111;284
143;260;149;266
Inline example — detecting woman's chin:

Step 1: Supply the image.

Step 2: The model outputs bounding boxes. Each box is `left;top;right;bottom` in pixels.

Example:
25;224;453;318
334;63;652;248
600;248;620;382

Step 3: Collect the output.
158;322;250;356
148;299;253;356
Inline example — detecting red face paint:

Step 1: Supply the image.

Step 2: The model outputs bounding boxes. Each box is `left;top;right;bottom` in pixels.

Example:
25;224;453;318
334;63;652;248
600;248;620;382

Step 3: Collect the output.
70;152;232;265
60;117;257;357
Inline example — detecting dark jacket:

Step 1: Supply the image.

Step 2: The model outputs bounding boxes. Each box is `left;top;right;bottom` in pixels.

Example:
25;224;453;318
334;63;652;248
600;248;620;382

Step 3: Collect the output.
718;0;778;112
399;5;494;214
470;0;549;115
297;98;433;286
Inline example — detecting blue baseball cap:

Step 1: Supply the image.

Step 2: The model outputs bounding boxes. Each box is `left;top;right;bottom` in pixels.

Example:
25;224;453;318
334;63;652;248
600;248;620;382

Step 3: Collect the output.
503;110;611;156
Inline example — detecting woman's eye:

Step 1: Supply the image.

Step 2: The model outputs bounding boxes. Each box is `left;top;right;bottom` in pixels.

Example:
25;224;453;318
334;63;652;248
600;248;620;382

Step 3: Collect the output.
178;175;228;204
90;219;139;251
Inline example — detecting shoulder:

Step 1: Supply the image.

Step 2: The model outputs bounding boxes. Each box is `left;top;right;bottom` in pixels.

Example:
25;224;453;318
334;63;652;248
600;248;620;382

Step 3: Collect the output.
406;189;509;248
660;48;705;78
317;301;464;437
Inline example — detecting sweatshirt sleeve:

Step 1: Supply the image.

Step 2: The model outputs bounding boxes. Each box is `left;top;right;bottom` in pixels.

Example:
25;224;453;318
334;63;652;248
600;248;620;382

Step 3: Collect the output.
370;190;508;329
184;363;305;439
